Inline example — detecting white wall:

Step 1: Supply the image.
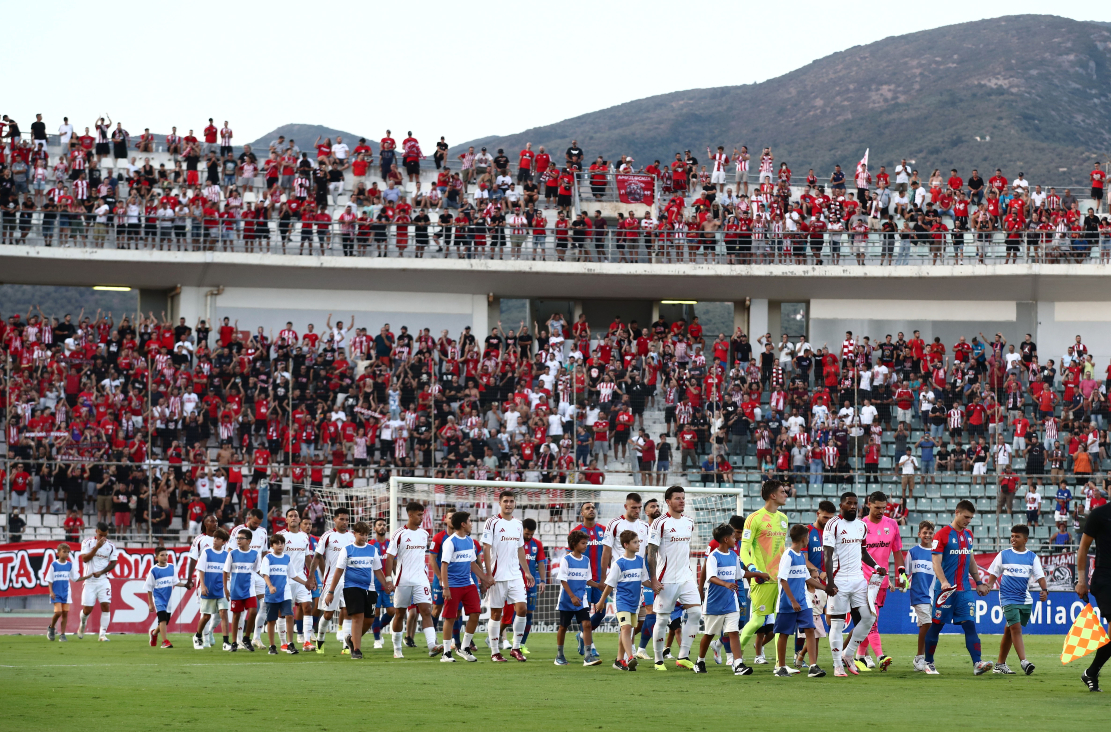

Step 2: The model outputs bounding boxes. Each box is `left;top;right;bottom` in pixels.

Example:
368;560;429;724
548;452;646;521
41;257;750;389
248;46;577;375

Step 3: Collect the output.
172;286;488;340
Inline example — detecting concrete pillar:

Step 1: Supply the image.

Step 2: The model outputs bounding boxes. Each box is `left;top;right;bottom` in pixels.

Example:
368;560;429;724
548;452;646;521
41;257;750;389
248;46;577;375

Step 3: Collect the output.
748;298;769;339
651;301;660;324
573;300;584;322
768;300;783;341
487;295;501;338
733;300;749;335
472;294;490;340
173;286;208;328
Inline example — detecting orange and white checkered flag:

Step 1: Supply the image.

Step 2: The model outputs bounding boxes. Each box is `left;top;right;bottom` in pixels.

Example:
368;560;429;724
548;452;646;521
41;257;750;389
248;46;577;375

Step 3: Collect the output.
1061;604;1109;665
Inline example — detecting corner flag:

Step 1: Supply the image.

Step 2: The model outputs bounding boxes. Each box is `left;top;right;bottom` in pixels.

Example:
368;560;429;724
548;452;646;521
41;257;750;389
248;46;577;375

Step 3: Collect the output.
1061;604;1109;664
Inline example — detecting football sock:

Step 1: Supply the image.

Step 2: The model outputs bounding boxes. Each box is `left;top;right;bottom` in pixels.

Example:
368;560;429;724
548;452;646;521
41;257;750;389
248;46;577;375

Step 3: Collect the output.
866;622;883;656
304;615;314;638
1087;638;1111;678
462;632;474;650
640;614;656;649
453;618;463;645
392;631;403;652
794;635;805;655
295;618;303;636
924;622;942;663
652;615;667;663
512;615;526;649
522;612;533;644
279;625;287;644
589;610;605;630
254;610;266;637
100;614;110;635
679;608;701;659
423;626;438;650
341;619;351;640
698;656;706;664
372;615;383;639
829;619;846;664
961;620;982;663
737;613;766;654
488;625;501;654
845;609;874;659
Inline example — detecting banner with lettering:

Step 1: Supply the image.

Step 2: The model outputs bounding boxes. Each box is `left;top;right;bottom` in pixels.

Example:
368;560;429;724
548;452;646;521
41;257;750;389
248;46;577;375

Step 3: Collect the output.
614;174;655;206
0;540;198;633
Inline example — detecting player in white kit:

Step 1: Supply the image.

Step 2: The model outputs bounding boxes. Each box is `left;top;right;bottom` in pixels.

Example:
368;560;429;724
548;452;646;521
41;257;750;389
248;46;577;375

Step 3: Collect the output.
186;514;218;648
601;492;650;567
77;522;119;641
230;508;268;644
387;502;443;659
279;507;316;650
823;491;886;677
482;490;535;663
647;486;701;671
309;506;354;652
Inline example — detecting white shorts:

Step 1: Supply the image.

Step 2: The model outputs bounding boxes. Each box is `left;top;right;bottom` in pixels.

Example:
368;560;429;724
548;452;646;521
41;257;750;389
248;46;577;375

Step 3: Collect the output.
318;583;346;612
913;603;932;626
973;462;987;476
289;581;312;604
711;171;726;185
704;611;740;635
251;576;267;597
828;576;868;616
487;578;526;608
394;583;433;608
652;581;701;614
81;579;112;606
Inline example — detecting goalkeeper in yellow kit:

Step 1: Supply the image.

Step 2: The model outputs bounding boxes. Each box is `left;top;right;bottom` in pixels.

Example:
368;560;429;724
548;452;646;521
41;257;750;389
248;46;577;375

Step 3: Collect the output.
738;480;791;668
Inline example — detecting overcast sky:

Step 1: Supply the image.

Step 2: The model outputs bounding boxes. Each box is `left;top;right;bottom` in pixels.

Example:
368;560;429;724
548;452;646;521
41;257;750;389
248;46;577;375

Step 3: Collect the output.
7;5;1109;146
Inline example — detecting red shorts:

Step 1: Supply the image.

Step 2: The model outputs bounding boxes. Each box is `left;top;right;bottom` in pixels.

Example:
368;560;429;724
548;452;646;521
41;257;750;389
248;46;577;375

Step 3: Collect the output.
186;170;199;185
441;584;480;618
114;512;131;527
502;602;516;622
230;597;258;613
756;449;772;463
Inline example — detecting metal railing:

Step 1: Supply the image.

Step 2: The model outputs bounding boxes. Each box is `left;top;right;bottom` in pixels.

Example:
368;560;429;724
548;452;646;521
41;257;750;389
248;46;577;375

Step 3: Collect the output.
4;217;1110;265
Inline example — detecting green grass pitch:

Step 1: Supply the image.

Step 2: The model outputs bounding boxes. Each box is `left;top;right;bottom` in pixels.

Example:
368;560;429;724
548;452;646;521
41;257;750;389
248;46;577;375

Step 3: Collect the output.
0;632;1102;731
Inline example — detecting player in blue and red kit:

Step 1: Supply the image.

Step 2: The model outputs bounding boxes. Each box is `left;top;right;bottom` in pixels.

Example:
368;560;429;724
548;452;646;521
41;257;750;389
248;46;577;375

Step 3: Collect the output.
572;502;607;656
797;501;836;666
369;518;394;647
923;500;993;676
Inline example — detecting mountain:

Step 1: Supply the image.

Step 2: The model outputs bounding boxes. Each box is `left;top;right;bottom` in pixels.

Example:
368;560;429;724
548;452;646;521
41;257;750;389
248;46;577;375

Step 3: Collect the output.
247;123;371;151
460;15;1111;187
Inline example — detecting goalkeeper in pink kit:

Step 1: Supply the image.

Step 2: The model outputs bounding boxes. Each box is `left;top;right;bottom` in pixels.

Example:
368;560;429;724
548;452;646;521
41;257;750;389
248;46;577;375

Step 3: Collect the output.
853;491;906;672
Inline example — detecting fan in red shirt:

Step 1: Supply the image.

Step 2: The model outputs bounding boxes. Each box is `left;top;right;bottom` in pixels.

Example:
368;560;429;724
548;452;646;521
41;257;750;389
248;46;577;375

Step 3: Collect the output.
203;121;218;145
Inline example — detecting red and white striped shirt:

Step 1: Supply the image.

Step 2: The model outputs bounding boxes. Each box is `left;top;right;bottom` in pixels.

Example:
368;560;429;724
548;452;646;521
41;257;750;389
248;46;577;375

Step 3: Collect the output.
220;127;233;146
947;407;964;430
73;179;88;200
821;445;839;468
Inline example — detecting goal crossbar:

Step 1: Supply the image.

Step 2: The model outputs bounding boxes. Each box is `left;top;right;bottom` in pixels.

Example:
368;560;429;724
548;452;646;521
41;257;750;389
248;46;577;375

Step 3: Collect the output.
387;477;743;535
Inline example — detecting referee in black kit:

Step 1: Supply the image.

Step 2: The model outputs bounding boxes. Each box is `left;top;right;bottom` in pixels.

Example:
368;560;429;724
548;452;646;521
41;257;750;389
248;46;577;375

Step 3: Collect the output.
1076;497;1111;691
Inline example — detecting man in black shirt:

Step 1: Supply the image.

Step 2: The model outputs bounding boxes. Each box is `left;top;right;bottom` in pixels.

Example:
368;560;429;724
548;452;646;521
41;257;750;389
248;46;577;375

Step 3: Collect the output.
30;114;47;149
492;149;509;175
1077;500;1111;690
967;169;985;204
565;141;583;168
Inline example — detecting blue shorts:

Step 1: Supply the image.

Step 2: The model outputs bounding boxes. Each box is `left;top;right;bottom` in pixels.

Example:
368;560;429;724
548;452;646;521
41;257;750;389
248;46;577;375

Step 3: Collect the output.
772;608;815;635
266;599;293;622
585;585;603;605
932;588;976;625
642;586;655;611
375;590;393;609
431;576;444;606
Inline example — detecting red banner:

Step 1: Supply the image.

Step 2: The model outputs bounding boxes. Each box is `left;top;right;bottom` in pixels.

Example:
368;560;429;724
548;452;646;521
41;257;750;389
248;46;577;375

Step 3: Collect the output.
614;174;655;205
0;540;200;634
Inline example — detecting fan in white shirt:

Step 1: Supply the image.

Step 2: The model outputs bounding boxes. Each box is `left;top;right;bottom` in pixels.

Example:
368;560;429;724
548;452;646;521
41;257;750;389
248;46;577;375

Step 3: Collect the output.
386;502;442;657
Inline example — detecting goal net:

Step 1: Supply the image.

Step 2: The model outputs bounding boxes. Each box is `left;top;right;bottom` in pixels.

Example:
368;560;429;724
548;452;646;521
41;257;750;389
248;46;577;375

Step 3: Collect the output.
314;478;744;633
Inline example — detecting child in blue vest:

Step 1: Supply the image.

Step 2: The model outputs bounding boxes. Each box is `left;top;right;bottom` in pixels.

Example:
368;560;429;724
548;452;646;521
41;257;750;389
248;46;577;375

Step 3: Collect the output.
46;543;82;642
555;531;602;667
146;548;187;649
982;524;1047;675
597;529;650;671
261;534;299;655
194;528;231;651
223;528;261;652
906;521;936;669
697;524;766;675
773;524;826;678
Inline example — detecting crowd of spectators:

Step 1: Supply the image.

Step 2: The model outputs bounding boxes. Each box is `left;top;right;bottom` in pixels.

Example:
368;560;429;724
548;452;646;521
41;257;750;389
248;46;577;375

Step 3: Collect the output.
2;115;1109;263
2;304;1109;547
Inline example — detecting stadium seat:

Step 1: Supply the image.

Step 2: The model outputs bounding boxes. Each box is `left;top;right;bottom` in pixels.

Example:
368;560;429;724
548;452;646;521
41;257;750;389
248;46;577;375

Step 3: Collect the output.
925;487;941;499
25;514;42;527
42;514;59;527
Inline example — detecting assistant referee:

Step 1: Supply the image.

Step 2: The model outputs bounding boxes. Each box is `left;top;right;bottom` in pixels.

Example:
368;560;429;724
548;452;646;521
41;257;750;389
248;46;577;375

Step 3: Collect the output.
1076;500;1111;691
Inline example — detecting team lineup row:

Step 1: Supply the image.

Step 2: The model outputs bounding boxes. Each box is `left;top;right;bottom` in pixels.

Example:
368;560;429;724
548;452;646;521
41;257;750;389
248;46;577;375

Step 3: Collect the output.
40;482;1078;683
